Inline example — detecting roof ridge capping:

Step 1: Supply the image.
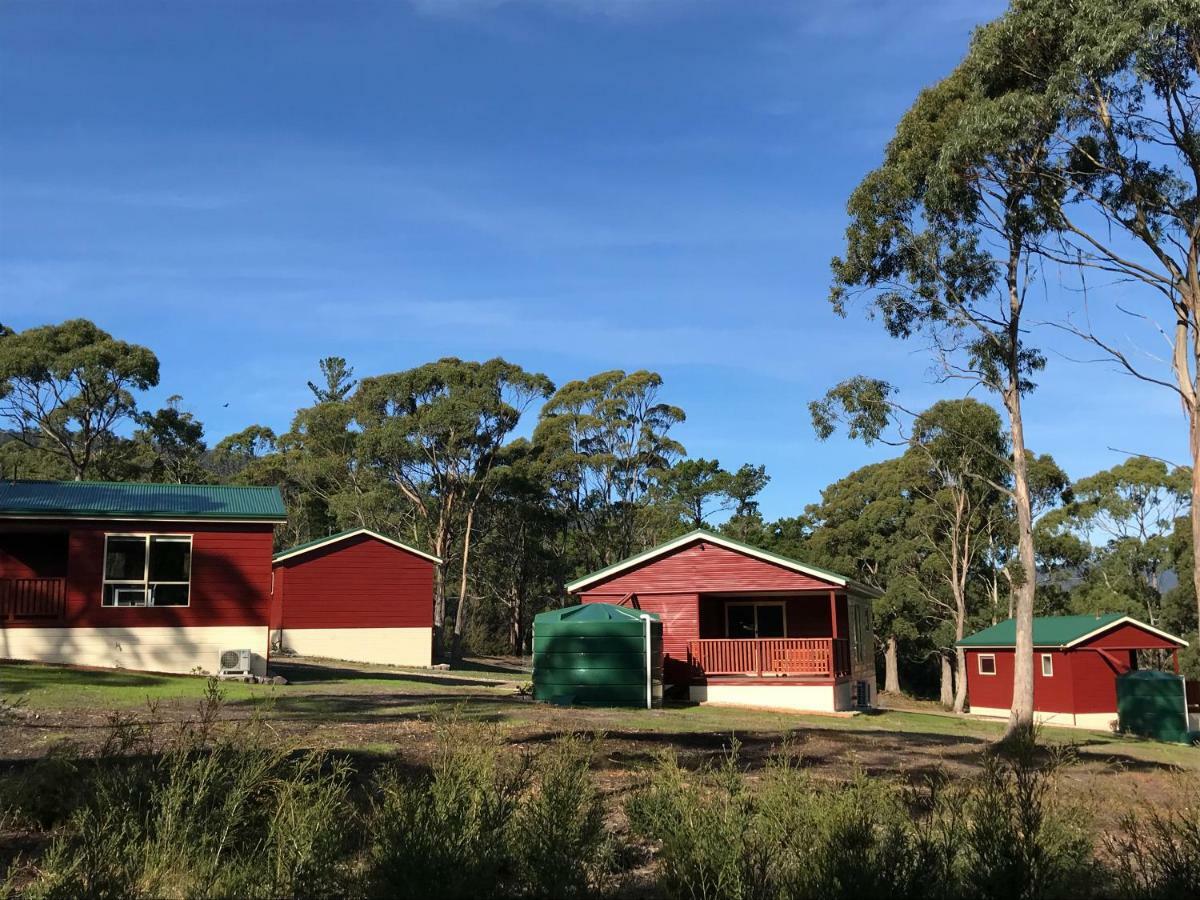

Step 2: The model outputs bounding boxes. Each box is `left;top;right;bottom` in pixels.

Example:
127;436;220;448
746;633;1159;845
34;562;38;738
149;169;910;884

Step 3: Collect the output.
273;527;443;565
565;528;882;597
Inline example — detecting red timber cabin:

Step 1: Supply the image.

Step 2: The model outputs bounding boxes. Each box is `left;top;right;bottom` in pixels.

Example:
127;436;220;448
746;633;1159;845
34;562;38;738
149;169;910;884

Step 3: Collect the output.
958;614;1189;730
270;528;440;667
567;530;879;712
0;480;286;676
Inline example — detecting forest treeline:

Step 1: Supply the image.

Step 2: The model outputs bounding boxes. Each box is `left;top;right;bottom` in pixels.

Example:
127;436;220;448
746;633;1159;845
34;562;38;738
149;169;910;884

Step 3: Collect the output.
1;318;1196;696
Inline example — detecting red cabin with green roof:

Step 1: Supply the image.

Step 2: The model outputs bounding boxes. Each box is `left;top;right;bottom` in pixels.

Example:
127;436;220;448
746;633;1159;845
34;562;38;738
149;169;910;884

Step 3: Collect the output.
270;528;439;667
567;529;879;713
0;479;286;676
957;614;1188;730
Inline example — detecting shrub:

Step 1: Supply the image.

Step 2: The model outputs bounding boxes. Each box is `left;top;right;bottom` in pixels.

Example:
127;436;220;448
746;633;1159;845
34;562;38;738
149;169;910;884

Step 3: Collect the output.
364;723;531;899
511;734;609;898
1105;787;1200;899
962;732;1093;900
22;687;354;900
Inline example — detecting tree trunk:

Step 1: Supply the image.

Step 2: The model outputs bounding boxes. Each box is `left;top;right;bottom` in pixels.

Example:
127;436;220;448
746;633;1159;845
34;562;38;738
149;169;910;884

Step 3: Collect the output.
450;505;476;662
1192;407;1200;644
953;646;968;714
1004;384;1037;739
884;635;901;693
939;656;953;708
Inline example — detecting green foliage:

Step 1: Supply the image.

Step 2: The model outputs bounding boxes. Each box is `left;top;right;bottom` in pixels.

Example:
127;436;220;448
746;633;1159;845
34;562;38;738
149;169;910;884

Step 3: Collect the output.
629;735;1095;900
19;692;354;900
534;369;686;572
132;395;209;484
364;726;609;900
0;319;160;479
1106;782;1200;899
365;723;531;899
511;734;608;899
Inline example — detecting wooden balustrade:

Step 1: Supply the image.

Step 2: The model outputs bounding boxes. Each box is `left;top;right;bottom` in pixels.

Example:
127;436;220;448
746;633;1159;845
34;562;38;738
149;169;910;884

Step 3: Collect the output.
0;577;67;621
686;637;851;679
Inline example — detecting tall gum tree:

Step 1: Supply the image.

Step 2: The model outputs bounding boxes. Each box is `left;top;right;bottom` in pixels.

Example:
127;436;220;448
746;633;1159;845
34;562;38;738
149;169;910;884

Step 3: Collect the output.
0;319;159;479
356;358;553;659
820;49;1062;737
965;0;1200;638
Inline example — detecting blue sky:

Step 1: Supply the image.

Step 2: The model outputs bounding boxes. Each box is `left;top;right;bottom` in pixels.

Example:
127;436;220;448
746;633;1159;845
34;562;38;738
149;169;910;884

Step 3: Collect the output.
0;0;1186;519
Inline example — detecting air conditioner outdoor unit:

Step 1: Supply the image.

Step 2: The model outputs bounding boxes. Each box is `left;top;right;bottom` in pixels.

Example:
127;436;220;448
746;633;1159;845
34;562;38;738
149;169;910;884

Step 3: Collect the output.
219;649;253;675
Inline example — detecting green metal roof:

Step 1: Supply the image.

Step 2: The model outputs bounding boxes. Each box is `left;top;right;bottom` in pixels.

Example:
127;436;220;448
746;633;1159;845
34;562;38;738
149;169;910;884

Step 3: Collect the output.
0;480;287;522
535;603;660;625
958;614;1127;648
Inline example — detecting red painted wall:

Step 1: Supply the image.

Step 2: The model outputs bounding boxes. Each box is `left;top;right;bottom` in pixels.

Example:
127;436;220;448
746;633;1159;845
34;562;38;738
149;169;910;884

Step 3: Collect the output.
965;647;1138;714
272;534;434;630
1079;623;1178;650
1;520;275;628
966;649;1076;712
964;621;1179;715
579;540;840;595
575;539;855;684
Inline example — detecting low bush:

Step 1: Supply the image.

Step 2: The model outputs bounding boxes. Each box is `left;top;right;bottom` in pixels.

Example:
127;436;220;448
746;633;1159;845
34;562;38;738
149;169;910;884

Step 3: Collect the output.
628;733;1094;900
1105;783;1200;899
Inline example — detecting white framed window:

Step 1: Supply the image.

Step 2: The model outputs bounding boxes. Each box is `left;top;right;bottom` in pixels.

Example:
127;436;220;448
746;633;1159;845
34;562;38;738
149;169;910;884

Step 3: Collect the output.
977;653;997;676
102;534;192;608
1041;653;1054;677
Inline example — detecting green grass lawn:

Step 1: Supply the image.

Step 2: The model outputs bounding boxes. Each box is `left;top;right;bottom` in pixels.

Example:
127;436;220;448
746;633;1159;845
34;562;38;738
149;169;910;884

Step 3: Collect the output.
1;660;1195;769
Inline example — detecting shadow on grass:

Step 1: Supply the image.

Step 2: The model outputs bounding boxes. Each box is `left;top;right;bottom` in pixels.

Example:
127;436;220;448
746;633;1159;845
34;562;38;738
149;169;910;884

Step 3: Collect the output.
270;660;516;689
0;660;179;695
225;690;528;725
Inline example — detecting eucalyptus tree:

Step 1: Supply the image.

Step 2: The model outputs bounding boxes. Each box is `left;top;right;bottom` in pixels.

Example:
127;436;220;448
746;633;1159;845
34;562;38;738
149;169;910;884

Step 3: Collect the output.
819;38;1063;734
656;458;769;532
799;457;921;694
1046;458;1190;627
133;395;208;484
905;400;1011;711
533;370;685;572
964;0;1200;640
356;358;553;658
0;319;159;480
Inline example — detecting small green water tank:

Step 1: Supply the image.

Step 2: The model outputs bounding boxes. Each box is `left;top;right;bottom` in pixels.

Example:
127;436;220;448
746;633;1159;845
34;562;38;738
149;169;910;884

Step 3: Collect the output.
1116;670;1190;744
533;603;663;708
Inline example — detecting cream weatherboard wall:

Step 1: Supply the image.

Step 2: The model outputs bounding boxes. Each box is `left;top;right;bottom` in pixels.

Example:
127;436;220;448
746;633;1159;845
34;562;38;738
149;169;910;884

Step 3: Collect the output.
689;680;861;713
0;626;269;676
275;626;432;668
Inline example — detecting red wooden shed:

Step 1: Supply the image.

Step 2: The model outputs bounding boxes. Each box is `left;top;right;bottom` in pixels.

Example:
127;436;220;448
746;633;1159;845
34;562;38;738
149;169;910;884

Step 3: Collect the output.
270;528;439;667
958;614;1189;730
567;529;879;712
0;480;285;675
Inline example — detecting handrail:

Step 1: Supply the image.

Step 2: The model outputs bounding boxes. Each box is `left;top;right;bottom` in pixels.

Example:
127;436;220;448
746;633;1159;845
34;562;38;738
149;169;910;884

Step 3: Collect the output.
0;577;67;621
686;637;851;678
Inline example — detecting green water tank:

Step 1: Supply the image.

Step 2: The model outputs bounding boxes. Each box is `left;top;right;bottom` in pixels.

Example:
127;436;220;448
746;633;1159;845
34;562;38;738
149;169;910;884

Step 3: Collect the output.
1116;670;1190;744
533;603;663;708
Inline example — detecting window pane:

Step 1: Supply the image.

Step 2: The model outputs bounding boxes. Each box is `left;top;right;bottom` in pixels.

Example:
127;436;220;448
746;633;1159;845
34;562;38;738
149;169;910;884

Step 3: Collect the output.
755;605;786;638
104;584;148;607
152;584;189;606
727;605;756;638
149;538;191;582
979;656;996;675
105;538;146;581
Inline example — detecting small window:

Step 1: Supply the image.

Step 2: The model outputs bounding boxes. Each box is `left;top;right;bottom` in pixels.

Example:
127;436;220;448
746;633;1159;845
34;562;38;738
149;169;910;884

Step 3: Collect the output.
1041;654;1054;677
978;654;997;676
